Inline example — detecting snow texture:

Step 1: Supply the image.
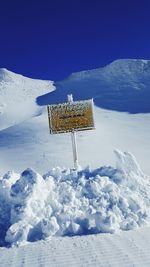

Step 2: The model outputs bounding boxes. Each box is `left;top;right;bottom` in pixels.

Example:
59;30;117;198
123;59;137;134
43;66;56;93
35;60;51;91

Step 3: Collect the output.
0;150;150;247
38;59;150;113
1;227;150;267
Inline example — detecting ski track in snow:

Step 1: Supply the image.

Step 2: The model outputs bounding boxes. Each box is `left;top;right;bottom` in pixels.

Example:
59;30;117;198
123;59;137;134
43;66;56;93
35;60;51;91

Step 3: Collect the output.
1;227;150;267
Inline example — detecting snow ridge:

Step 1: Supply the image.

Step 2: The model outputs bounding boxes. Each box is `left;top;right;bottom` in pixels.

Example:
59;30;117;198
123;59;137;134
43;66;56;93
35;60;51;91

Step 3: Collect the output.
40;58;150;113
65;59;150;80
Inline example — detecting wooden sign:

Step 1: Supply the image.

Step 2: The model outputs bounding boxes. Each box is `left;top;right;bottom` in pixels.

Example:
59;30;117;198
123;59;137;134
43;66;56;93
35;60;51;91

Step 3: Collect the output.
47;99;95;134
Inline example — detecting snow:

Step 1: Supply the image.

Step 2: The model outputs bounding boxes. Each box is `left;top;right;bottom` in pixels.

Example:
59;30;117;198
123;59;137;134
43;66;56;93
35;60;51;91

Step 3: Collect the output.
0;68;55;130
1;226;150;266
0;106;150;177
40;59;150;113
0;60;150;266
0;63;150;175
0;150;150;247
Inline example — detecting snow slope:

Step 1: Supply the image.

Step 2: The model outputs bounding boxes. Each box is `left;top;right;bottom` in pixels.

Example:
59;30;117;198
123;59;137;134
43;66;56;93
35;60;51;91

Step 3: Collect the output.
0;60;150;266
0;61;150;175
0;107;150;176
37;59;150;113
0;68;55;130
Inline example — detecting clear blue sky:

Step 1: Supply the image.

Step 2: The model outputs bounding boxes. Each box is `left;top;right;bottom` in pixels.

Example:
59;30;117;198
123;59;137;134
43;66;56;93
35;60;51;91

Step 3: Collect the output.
1;0;150;80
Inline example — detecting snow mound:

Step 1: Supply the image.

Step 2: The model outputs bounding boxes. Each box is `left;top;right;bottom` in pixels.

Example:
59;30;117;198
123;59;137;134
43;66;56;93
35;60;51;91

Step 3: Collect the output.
0;150;150;247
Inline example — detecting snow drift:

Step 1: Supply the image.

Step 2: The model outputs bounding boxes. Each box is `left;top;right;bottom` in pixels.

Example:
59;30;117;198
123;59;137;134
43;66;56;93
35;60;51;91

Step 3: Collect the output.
0;150;150;247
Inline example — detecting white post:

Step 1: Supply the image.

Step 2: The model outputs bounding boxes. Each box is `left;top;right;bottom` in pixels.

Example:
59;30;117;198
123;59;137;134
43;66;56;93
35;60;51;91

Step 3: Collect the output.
71;131;79;169
67;94;79;169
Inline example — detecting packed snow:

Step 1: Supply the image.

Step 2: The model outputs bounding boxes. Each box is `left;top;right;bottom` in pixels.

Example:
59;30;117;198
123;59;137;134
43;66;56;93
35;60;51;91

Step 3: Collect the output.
1;227;150;267
0;149;150;247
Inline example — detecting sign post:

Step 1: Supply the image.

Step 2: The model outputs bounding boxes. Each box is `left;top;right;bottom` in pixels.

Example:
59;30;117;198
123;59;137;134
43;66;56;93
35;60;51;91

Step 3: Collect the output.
67;95;79;169
47;95;95;169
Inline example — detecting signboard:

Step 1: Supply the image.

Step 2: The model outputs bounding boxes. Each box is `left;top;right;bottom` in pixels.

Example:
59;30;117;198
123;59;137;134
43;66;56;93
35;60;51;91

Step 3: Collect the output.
47;99;95;134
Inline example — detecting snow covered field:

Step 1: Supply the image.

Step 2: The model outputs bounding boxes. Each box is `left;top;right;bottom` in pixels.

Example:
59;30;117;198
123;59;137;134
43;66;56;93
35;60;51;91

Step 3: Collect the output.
0;60;150;266
1;107;150;176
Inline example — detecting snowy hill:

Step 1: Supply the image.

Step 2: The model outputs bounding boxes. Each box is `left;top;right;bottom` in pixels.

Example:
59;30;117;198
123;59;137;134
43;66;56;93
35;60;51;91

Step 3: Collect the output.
37;59;150;113
0;107;150;177
0;68;55;130
0;60;150;266
0;61;150;175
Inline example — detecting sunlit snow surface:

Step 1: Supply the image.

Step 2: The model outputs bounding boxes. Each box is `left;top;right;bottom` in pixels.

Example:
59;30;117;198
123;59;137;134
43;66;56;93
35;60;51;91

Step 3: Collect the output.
0;68;55;130
38;59;150;113
0;61;150;257
0;150;150;247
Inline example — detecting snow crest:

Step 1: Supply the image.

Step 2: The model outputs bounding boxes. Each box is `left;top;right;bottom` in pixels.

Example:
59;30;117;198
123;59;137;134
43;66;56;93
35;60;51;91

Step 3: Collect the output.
0;150;150;246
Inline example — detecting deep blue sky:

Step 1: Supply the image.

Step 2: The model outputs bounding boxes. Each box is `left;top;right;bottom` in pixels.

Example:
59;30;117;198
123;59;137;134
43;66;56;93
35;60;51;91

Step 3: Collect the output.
1;0;150;80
